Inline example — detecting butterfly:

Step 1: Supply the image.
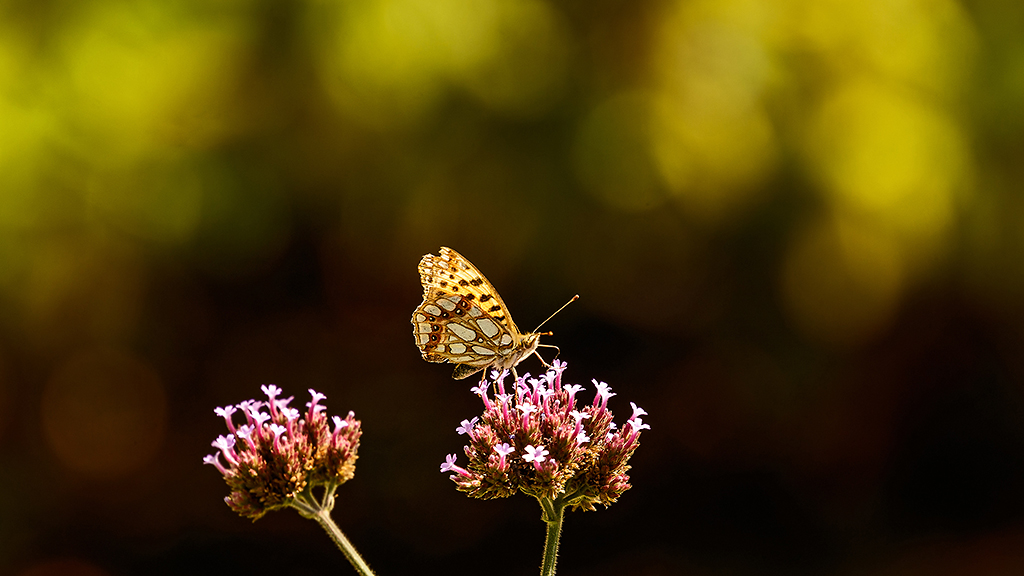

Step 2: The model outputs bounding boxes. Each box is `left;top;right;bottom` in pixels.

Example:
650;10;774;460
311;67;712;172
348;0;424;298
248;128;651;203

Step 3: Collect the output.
411;247;575;380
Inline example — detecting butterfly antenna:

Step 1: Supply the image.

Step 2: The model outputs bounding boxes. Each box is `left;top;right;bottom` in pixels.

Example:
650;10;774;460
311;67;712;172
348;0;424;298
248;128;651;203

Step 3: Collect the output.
531;294;579;334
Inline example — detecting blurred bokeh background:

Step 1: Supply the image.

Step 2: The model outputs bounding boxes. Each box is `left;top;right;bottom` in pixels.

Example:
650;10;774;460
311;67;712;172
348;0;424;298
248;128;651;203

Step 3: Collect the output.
4;0;1024;574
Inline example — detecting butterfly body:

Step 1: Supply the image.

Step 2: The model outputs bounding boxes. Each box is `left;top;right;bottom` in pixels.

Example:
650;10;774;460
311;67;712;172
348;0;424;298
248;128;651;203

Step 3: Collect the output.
412;247;543;380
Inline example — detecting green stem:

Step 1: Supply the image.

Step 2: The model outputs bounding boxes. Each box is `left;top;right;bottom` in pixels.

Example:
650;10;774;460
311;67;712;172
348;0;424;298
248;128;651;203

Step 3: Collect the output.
539;497;567;576
313;508;377;576
291;489;375;576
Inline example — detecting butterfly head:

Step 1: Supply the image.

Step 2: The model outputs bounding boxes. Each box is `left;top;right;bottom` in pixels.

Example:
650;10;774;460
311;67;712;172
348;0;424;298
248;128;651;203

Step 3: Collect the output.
506;330;551;370
520;331;544;358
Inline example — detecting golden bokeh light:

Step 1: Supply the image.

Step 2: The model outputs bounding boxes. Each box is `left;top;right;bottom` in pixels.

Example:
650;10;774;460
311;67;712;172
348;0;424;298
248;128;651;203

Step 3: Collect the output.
312;0;569;128
0;1;251;257
58;2;249;159
649;0;778;222
650;92;777;220
779;0;975;96
455;0;569;116
0;29;60;236
805;79;971;267
41;348;167;479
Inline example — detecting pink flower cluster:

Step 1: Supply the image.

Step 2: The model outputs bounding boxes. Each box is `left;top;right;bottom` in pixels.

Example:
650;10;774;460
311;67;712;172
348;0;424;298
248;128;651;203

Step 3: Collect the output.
204;385;362;520
441;360;649;511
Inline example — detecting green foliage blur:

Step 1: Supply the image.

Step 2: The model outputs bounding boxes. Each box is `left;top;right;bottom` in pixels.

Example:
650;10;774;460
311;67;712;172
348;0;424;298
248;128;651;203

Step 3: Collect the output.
4;0;1024;575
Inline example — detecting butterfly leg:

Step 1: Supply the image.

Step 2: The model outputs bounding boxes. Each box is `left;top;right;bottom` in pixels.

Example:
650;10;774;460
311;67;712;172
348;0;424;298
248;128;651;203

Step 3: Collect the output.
532;350;552;370
535;344;561;370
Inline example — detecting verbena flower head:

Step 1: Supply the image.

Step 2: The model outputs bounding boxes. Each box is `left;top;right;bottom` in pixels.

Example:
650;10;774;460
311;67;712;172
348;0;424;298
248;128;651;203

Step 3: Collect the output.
204;385;362;520
441;360;648;511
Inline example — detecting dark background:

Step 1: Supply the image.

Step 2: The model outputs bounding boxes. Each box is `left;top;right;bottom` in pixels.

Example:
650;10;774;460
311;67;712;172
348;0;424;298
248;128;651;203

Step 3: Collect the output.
4;0;1024;574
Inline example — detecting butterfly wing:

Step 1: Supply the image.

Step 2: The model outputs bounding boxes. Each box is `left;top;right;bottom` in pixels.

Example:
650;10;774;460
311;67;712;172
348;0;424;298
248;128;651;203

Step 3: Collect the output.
412;247;526;379
416;247;522;334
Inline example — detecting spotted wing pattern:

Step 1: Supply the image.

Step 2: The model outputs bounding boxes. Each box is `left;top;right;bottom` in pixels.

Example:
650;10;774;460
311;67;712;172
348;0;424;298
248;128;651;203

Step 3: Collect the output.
411;247;541;380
